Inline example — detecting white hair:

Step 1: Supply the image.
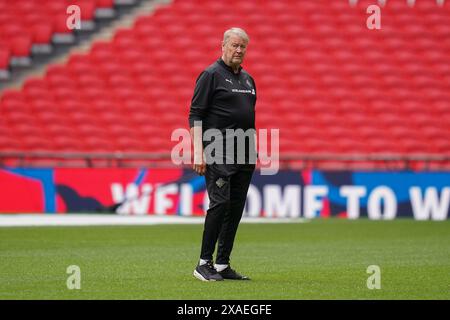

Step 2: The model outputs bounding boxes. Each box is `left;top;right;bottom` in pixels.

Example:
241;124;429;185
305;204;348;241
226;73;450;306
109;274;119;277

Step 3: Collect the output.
223;27;249;44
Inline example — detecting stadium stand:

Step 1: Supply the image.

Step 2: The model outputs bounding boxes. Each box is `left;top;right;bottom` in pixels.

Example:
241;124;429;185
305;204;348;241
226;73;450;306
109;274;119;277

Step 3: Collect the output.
0;0;117;73
0;0;449;170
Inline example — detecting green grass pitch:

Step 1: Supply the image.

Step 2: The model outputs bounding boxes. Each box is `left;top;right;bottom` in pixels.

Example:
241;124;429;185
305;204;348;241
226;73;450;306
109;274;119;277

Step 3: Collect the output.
0;218;449;299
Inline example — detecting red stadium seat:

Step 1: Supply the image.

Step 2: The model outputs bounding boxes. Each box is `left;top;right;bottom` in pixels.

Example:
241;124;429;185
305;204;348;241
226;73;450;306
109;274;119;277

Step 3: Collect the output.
96;0;114;9
0;46;10;70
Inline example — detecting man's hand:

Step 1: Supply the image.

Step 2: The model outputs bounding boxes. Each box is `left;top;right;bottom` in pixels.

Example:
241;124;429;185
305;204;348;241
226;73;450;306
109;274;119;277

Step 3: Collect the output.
191;126;206;175
193;157;206;175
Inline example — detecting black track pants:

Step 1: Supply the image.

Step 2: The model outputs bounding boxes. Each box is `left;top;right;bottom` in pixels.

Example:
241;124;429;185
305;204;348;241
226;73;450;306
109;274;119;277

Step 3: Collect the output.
200;164;255;264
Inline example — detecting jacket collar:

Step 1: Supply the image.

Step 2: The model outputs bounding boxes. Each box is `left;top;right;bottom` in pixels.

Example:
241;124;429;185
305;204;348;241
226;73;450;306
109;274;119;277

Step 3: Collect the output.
218;58;242;75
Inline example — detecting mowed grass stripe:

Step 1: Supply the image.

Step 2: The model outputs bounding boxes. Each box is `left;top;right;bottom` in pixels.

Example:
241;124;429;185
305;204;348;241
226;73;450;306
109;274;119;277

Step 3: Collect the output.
0;219;449;299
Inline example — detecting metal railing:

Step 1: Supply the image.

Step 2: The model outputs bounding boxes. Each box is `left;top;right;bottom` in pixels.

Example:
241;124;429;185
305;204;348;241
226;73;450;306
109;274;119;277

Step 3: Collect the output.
0;151;449;170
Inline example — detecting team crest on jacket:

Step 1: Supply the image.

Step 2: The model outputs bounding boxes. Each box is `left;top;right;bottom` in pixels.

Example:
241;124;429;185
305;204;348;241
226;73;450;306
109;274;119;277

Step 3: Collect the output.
216;178;227;188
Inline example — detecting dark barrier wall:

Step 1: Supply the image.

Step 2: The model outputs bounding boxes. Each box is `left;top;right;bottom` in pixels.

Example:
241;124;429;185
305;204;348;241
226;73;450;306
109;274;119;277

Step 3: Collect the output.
0;168;449;220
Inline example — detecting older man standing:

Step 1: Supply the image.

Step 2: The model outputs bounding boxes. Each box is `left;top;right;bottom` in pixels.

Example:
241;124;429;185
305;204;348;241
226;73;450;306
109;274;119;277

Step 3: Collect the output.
188;27;257;281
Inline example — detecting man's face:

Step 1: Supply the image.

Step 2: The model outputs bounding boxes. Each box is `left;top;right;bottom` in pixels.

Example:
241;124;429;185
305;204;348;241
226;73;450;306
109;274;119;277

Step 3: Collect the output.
222;35;248;66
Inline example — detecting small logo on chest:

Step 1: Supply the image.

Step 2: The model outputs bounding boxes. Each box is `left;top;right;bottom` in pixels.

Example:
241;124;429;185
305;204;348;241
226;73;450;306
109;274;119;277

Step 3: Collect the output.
216;178;227;188
225;79;233;85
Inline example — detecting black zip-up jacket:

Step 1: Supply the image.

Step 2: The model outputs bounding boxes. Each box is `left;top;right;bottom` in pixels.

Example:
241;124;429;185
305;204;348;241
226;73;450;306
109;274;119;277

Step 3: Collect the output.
188;58;257;166
189;58;257;131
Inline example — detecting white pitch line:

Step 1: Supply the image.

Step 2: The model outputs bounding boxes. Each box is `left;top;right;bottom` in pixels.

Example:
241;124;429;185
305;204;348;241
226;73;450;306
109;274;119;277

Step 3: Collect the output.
0;214;309;227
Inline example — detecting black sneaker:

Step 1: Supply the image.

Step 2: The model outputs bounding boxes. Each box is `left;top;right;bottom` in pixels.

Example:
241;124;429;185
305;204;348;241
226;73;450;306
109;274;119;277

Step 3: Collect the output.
218;266;250;280
193;261;224;281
